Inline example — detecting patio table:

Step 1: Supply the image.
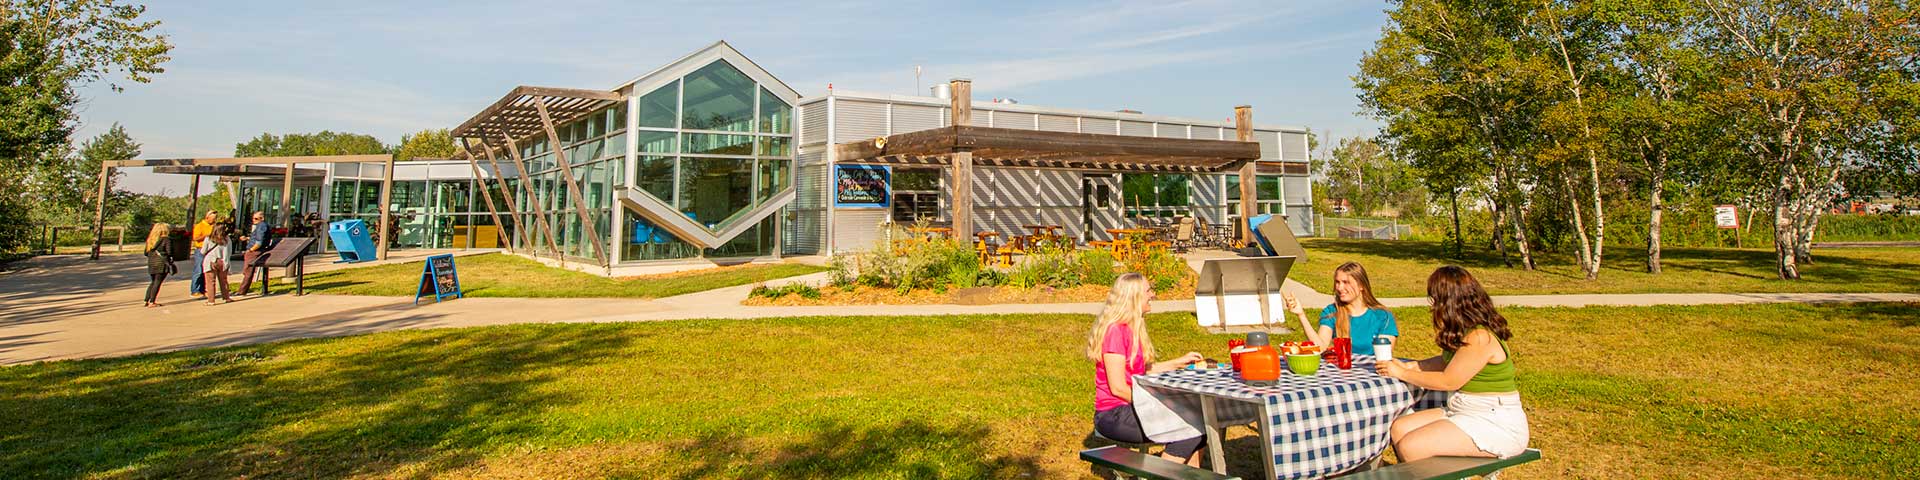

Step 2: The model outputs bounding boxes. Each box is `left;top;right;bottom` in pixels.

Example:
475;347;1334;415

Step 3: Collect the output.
1134;355;1449;480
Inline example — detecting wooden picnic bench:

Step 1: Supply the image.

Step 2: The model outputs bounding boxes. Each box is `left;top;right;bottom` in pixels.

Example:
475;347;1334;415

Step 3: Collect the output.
1080;446;1541;480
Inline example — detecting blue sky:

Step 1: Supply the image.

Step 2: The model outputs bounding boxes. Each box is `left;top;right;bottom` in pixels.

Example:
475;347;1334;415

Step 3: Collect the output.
80;0;1389;194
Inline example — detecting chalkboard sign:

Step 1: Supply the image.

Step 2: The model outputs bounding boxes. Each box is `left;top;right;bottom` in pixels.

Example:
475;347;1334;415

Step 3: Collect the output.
414;254;463;304
833;164;890;208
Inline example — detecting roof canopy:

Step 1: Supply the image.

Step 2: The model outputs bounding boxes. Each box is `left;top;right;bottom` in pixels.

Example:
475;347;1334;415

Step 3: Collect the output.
450;86;622;142
834;125;1263;173
152;164;327;178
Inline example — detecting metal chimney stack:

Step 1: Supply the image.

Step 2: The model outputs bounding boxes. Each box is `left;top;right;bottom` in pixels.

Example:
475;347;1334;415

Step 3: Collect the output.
930;83;951;100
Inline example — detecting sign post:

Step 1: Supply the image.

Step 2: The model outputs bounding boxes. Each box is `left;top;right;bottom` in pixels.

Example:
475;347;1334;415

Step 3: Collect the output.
414;254;464;305
1714;205;1740;248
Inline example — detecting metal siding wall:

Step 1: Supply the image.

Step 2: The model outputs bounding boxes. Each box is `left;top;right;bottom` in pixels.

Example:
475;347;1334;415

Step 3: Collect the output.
973;167;1082;240
891;104;943;134
1196;126;1225;140
1037;114;1077;132
1119;120;1154;137
1284;176;1312;205
1254;130;1282;161
1281;131;1309;161
1192;173;1226;224
785;163;828;254
1081;118;1118;134
834;100;888;143
993;111;1037;130
1155;123;1190;139
832;209;889;253
800;102;828;145
969;109;992;127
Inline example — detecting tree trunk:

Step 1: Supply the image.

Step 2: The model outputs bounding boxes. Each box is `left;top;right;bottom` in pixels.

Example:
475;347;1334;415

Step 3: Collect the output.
1647;161;1664;274
1563;174;1595;278
1772;188;1801;280
1450;188;1464;258
1512;197;1535;271
1795;203;1820;265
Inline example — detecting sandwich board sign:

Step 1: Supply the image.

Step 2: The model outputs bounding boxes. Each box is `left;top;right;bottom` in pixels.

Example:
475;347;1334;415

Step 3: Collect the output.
414;254;463;305
1714;205;1739;229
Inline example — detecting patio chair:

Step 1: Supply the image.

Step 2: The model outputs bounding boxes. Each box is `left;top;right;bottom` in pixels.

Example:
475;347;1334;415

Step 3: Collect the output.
1174;218;1196;253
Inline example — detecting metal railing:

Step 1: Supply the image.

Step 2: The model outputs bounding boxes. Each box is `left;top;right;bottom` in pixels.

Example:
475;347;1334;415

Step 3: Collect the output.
1313;217;1410;240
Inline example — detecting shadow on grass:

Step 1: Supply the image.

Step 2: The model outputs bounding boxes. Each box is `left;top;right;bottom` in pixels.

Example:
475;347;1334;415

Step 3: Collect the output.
0;324;641;479
660;420;1043;479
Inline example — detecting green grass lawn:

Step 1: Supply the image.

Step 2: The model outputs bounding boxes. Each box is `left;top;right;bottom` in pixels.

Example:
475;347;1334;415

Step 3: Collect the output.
2;303;1915;478
303;253;826;298
1293;238;1920;297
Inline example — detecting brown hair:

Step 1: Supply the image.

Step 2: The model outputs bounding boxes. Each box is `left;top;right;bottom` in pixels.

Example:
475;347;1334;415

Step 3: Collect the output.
1426;265;1511;351
1332;261;1385;338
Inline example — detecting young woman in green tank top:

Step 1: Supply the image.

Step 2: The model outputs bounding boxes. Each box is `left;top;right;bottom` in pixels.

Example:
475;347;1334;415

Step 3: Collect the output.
1375;266;1531;461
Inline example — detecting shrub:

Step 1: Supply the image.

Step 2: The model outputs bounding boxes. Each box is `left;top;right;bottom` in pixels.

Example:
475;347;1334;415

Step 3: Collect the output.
850;221;987;293
1075;249;1118;286
750;283;822;300
828;255;855;288
1126;249;1190;291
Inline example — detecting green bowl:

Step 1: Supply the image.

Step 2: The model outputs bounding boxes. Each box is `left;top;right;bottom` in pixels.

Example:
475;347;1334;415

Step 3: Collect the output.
1287;354;1322;376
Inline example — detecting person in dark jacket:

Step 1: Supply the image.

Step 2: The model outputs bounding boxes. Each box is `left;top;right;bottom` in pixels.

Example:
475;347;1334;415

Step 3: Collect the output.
237;211;276;296
142;223;177;307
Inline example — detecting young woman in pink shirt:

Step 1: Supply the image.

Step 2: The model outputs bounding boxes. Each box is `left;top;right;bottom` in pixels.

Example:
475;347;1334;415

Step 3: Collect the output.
1087;273;1207;466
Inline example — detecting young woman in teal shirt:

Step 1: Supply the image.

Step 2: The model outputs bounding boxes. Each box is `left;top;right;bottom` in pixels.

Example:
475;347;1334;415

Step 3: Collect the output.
1286;261;1398;356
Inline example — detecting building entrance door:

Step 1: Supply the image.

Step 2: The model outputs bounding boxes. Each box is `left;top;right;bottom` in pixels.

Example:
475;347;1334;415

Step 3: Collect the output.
1081;173;1121;242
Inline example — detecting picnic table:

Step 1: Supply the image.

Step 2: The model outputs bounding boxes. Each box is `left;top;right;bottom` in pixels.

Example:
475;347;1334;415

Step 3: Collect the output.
1134;355;1449;480
906;226;951;240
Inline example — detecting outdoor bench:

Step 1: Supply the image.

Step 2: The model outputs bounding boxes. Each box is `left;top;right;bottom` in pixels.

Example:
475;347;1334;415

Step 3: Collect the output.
1079;445;1240;480
1337;449;1542;480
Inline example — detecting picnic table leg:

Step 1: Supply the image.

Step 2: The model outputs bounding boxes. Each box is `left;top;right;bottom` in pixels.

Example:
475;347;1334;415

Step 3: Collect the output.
1202;396;1227;475
1258;402;1276;480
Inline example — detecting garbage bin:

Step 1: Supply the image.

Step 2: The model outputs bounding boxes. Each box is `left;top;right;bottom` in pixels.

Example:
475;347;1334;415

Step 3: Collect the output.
166;225;191;261
328;219;377;263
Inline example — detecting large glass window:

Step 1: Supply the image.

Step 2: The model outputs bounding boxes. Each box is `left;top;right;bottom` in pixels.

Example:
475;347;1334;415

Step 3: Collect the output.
683;133;754;156
636;155;675;202
757;136;790;157
681;60;755;132
759;87;791;134
758;159;789;201
639;79;679;129
677;156;755;228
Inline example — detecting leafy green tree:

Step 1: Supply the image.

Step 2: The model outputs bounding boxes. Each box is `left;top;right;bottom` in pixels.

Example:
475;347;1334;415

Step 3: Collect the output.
234;131;390;157
395;128;455;160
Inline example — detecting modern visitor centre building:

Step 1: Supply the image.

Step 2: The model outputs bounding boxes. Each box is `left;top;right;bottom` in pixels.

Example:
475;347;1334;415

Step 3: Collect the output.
109;42;1314;273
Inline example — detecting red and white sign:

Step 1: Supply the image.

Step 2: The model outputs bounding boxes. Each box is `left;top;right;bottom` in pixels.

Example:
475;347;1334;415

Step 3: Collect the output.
1714;205;1739;229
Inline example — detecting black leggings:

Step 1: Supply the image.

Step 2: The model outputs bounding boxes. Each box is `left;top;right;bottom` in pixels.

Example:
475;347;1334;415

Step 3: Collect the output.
144;273;165;304
1095;404;1206;459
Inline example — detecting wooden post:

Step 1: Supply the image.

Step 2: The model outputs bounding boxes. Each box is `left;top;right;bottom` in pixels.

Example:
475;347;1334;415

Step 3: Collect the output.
1235;105;1256;248
458;140;514;252
472;138;530;251
88;164;111;260
533;98;610;266
184;174;201;227
376;155;395;261
948;79;975;242
279;161;296;226
496;132;566;263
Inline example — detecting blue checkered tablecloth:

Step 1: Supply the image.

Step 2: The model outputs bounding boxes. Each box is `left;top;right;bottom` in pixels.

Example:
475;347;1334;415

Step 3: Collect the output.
1136;355;1450;480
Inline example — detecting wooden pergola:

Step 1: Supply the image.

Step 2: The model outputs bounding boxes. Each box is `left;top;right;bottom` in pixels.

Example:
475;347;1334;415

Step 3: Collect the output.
89;154;396;261
449;85;623;272
833;79;1267;243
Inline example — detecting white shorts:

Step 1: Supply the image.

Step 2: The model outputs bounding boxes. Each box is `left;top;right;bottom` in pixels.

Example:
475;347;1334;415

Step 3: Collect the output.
1443;392;1529;458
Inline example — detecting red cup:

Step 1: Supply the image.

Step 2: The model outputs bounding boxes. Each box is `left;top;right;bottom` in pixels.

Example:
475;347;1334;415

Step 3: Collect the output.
1326;338;1354;369
1228;339;1246;371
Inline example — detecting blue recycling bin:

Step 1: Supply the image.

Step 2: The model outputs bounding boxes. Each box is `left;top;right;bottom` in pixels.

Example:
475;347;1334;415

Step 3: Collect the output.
329;219;377;263
1247;214;1278;256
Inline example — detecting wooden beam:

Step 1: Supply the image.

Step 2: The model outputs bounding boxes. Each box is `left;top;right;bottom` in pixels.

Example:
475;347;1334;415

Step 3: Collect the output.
106;154;391;168
278;161;295;226
88;164;111;260
950;79;972;127
533;98;609;267
458;140;513;253
497;131;566;264
470;137;530;251
450;86;621;139
949;79;975;242
1236;105;1256;248
184;174;201;227
377;155;395;261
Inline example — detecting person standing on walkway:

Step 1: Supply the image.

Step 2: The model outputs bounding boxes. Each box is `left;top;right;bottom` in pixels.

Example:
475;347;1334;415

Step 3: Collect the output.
236;211;276;296
200;225;234;305
1378;265;1529;461
187;210;218;299
142;224;177;307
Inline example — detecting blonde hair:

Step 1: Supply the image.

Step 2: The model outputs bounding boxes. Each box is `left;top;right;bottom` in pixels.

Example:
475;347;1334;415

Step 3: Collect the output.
1085;273;1156;363
145;224;170;251
1332;261;1386;338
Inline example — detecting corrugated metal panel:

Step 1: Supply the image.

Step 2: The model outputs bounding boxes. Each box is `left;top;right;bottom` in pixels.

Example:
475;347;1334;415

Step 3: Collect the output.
1286;206;1314;236
1081;117;1118;134
976;167;1084;240
1254;130;1281;161
1192;173;1227;225
832;208;890;253
786;163;828;255
969;110;992;127
1281;131;1310;161
1037;114;1077;132
992;111;1037;130
1284;176;1312;204
1195;126;1225;140
1119;120;1154;137
800;102;828;144
891;104;943;134
834;100;889;144
1155;123;1190;139
797;149;825;167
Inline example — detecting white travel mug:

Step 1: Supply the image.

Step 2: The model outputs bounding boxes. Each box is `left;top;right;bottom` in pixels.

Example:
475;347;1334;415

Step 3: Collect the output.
1373;335;1393;363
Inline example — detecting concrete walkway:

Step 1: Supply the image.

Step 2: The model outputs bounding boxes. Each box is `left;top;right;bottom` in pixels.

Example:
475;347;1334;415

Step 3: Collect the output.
2;252;1915;365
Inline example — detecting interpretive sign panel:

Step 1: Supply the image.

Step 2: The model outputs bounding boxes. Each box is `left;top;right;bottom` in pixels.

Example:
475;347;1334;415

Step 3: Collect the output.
1715;205;1739;229
834;164;890;208
414;254;463;305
